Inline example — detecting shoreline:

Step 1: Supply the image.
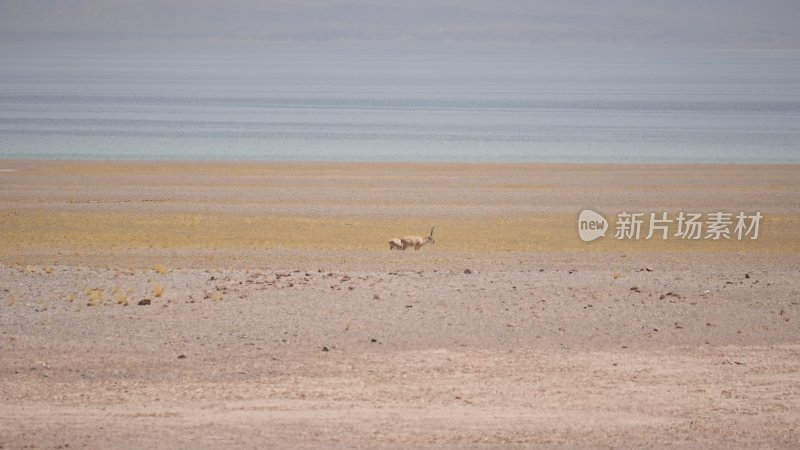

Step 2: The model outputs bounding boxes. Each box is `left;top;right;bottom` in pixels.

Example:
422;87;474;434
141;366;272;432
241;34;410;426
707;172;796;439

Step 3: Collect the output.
3;158;800;167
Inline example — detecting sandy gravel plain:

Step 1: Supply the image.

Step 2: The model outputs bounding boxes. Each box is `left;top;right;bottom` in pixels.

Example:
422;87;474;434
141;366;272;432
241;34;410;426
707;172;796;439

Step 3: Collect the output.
1;161;799;448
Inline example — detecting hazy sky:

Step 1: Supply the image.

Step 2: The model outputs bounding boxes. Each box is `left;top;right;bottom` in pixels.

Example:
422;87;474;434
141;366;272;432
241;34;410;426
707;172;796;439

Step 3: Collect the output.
2;0;799;53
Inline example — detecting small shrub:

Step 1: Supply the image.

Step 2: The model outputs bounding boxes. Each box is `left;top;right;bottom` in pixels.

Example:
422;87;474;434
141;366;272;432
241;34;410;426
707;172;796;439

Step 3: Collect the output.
115;292;129;305
153;284;165;298
86;288;104;306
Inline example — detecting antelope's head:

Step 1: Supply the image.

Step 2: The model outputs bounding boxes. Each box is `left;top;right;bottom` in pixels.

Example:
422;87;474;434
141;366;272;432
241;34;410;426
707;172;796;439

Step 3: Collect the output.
427;226;436;244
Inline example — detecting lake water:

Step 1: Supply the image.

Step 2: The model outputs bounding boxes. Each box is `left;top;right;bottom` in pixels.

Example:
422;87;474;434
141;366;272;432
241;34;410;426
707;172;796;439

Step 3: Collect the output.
1;53;799;163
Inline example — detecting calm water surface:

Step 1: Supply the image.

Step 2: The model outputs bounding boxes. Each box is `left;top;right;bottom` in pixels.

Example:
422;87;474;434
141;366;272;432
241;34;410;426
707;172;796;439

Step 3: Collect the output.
1;53;798;163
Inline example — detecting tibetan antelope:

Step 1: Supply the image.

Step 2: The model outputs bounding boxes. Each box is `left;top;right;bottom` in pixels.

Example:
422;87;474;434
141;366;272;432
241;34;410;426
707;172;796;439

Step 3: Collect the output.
401;226;436;250
389;238;404;250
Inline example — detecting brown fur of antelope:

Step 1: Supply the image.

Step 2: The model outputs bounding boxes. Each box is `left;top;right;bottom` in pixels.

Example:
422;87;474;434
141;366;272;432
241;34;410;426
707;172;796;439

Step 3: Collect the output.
401;226;436;250
389;238;404;250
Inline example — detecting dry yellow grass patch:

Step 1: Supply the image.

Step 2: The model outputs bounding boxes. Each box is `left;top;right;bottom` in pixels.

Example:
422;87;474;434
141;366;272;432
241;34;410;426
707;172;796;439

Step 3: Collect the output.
86;288;104;306
1;209;795;255
2;161;797;270
109;287;131;305
153;284;165;298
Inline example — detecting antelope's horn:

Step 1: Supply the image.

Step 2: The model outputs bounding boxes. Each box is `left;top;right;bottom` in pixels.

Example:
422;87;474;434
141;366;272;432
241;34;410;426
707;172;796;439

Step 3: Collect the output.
430;226;435;236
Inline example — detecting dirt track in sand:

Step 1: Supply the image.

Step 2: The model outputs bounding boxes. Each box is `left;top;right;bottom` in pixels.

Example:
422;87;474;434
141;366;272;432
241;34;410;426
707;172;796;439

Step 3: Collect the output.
4;346;799;449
